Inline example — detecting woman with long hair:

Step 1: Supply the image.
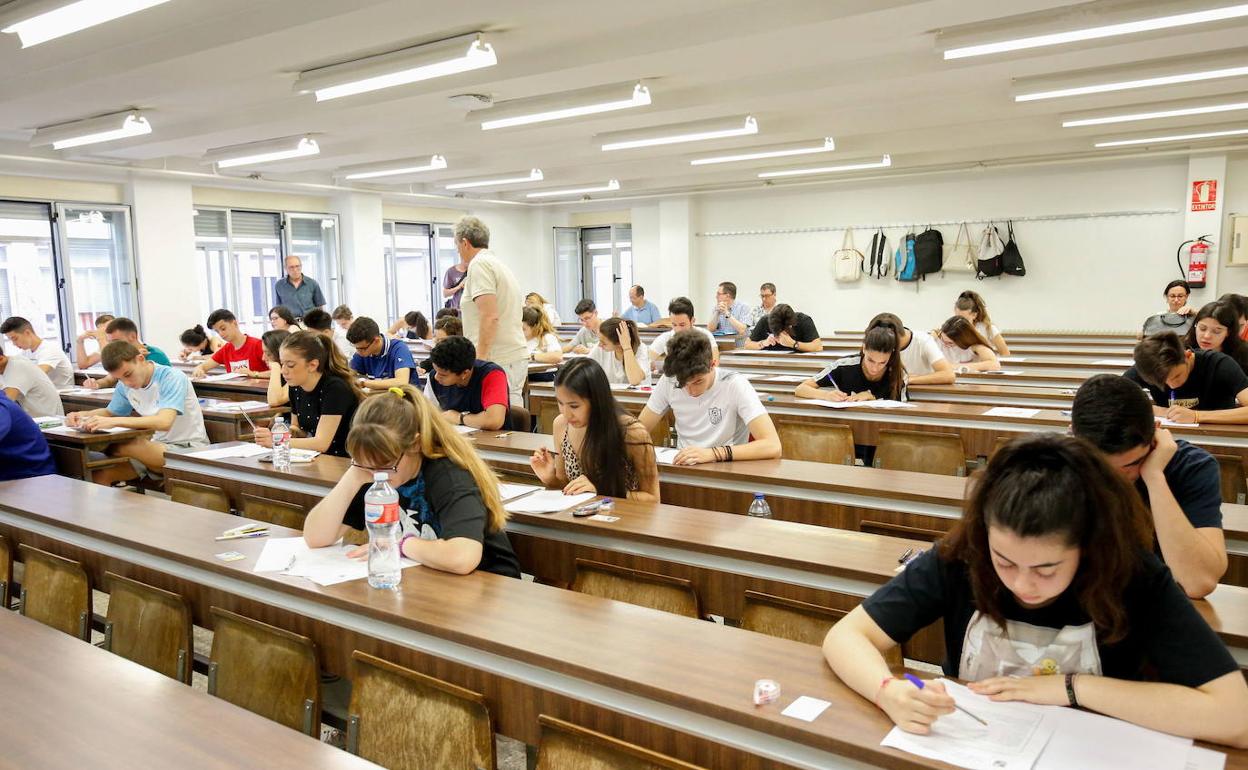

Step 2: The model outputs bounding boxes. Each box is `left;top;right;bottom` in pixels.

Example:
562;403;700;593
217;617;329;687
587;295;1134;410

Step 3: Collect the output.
954;290;1009;355
530;357;659;502
795;325;906;402
822;433;1248;747
388;310;431;340
936;316;1000;372
178;324;223;361
1186;301;1248;374
523;305;563;364
254;330;362;457
525;291;562;326
268;305;303;331
303;383;520;577
261;329;291;407
589;317;649;386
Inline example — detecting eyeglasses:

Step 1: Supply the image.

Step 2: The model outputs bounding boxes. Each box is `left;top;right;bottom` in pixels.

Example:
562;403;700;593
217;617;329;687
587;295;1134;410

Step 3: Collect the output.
351;459;400;473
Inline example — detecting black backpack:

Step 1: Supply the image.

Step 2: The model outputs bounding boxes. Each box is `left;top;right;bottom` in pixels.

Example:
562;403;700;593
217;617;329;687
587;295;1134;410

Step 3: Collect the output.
868;229;889;279
1000;221;1026;277
914;226;943;279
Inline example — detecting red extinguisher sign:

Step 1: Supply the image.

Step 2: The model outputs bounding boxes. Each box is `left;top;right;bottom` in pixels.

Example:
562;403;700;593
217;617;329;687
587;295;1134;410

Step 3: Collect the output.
1193;180;1218;211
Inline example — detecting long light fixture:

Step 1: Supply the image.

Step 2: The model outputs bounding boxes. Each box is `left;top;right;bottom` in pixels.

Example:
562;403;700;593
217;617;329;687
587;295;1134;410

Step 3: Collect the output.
1094;127;1248;147
338;155;447;180
481;82;651;130
941;3;1248;60
444;169;543;190
598;115;757;151
203;136;320;169
758;154;891;179
690;137;835;166
1013;50;1248;102
295;33;497;102
30;110;152;149
1063;96;1248;127
1;0;172;48
525;180;620;199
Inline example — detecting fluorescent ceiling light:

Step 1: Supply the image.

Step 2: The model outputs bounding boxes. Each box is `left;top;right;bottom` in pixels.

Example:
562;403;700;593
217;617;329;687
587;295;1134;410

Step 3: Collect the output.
295;33;496;102
1063;97;1248;127
339;155;447;180
481;82;651;130
30;110;152;149
598;115;757;151
1;0;171;48
204;136;320;169
1094;127;1248;147
690;137;835;166
943;3;1248;60
444;169;543;190
758;154;891;179
525;180;620;199
1015;64;1248;102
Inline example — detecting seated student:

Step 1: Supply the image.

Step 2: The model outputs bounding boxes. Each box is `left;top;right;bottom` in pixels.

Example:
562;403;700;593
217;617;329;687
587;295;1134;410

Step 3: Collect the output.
795;326;907;403
638;330;781;466
191;309;270;379
261;329;290;407
1142;280;1196;337
747;282;779;327
331;304;354;332
935;316;1000;372
66;341;209;485
268;305;303;332
253;331;362;458
1071;374;1226;598
0;349;63;417
746;303;823;352
620;284;661;327
1184;301;1248;374
82;317;172;389
523;306;563;364
822;434;1248;748
867;313;954;386
0;316;74;388
647;297;718;368
346;317;415;391
434;315;462;341
435;306;461;321
0;392;56;480
589;318;649;386
565;299;601;354
1219;293;1248;342
301;307;355;361
706;281;751;335
424;336;508;431
530;357;659;502
1125;331;1248;424
302;384;521;577
524;292;561;326
74;314;114;368
178;324;223;361
953;290;1010;355
387;311;431;341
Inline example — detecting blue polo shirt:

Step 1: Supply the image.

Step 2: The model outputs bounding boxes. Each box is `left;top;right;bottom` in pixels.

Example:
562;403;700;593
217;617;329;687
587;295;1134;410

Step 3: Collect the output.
273;276;326;318
621;300;661;325
0;393;56;480
350;337;416;380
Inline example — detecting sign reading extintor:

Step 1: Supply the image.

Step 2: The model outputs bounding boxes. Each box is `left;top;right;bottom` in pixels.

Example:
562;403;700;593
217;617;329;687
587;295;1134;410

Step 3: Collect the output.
1192;179;1218;212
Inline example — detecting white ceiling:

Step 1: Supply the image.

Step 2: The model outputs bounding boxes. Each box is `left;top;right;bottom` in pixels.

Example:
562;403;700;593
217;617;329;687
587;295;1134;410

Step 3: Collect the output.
3;0;1248;203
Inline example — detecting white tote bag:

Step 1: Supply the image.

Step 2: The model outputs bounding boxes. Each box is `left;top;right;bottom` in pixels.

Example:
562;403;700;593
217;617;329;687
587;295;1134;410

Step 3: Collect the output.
943;222;976;272
833;228;864;282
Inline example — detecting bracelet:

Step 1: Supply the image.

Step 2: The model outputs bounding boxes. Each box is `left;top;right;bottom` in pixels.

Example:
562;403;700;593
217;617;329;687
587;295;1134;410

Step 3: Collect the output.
875;676;898;706
726;445;734;462
1065;673;1079;708
398;533;417;558
458;411;465;425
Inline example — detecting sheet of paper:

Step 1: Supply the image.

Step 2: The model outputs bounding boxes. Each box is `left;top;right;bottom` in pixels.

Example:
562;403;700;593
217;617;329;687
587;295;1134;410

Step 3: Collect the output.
187;443;271;460
254;536;308;572
983;407;1041;418
1186;747;1227;770
654;447;679;465
796;398;855;409
504;490;595;513
1158;418;1199;428
498;482;542;501
289;448;320;463
60;387;114;396
1093;358;1135;366
861;399;917;409
283;543;417;587
1032;688;1193;770
765;374;809;383
198;372;246;382
780;696;831;722
217;400;270;411
587;514;619;523
452;425;478;434
43;425;130;435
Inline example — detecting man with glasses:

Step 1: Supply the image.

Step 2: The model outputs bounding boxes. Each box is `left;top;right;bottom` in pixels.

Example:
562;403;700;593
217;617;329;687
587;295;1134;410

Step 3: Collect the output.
346;316;415;391
273;254;326;319
748;283;779;327
707;281;752;335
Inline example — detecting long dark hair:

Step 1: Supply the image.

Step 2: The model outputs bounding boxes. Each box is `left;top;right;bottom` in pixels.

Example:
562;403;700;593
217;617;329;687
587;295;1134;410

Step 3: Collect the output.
280;330;364;401
270;305;299;326
405;310;430;339
862;326;904;400
261;329;290;363
180;324;211;352
554;358;648;497
941;434;1152;644
599;317;640;354
1185;301;1248;372
940;316;991;350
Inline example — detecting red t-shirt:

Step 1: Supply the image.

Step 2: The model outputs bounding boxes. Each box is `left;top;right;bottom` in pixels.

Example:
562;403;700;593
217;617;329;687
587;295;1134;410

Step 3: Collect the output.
211;335;269;373
480;369;509;411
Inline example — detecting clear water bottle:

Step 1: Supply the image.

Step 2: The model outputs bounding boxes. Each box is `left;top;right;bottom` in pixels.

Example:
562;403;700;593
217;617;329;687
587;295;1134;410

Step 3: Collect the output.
364;472;401;590
270;414;291;471
747;493;772;518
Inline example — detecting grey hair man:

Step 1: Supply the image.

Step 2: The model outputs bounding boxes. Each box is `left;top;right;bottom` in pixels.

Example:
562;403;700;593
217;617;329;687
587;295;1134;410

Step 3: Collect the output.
273;254;325;318
455;216;527;405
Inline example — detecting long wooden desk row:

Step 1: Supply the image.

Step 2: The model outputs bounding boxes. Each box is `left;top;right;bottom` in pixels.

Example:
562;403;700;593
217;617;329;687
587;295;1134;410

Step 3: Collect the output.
0;474;1010;770
58;388;284;444
731;374;1079;408
717;353;1128;378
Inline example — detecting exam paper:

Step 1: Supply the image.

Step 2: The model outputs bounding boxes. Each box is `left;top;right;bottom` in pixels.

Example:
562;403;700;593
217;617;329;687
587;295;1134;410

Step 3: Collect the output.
188;443;270;460
654;447;679;465
983;407;1041;418
1186;747;1227;770
765;374;809;383
217;400;270;411
198;372;247;382
253;537;417;586
504;490;594;513
1159;418;1198;428
498;482;542;501
44;425;130;435
452;425;478;434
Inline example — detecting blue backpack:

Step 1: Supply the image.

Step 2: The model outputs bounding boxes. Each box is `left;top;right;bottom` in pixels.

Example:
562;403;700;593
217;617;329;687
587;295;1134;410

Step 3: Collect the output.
895;232;918;281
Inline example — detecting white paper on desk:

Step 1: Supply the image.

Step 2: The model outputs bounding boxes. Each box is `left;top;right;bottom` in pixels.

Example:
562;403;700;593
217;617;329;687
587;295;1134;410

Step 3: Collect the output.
983;407;1041;418
654;447;679;465
1158;418;1199;428
217;400;270;411
254;536;308;572
780;696;831;722
1186;747;1227;770
498;482;542;501
765;374;809;383
44;425;129;435
187;443;270;460
61;387;114;395
797;398;855;409
198;372;246;382
860;399;917;409
452;424;477;434
504;490;594;513
284;543;417;587
1093;358;1135;366
1032;689;1192;770
289;448;320;463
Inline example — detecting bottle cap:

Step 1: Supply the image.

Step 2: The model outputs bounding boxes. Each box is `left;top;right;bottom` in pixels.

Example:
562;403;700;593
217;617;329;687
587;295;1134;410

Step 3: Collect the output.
373;471;388;482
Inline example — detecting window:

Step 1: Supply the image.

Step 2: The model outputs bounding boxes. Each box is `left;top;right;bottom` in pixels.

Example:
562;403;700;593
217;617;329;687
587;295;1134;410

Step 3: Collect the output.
285;213;341;312
58;205;136;337
553;224;632;319
382;221;456;325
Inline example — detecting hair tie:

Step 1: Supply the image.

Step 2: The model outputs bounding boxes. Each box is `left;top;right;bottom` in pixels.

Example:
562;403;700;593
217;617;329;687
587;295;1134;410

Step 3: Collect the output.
388;386;405;397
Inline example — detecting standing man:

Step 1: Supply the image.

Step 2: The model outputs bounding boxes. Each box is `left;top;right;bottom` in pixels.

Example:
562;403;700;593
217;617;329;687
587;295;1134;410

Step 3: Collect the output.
621;285;661;327
455;216;528;405
273;255;326;319
747;283;779;327
706;282;751;335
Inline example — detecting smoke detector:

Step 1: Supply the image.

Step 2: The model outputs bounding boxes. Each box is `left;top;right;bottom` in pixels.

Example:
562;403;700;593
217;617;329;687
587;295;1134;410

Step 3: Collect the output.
447;93;493;111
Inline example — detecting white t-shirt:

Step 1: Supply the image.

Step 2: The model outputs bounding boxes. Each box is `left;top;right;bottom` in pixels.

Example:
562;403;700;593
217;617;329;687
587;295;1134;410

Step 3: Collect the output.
332;327;355;361
462;250;527;366
0;354;63;417
526;333;562;356
588;343;650;385
26;339;73;388
939;340;978;365
542;303;562;326
975;322;1001;350
106;364;209;446
899;329;944;377
644;368;765;448
648;326;717;359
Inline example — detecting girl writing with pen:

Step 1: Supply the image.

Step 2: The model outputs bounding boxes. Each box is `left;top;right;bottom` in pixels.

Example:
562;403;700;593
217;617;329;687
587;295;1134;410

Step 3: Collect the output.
793;326;907;403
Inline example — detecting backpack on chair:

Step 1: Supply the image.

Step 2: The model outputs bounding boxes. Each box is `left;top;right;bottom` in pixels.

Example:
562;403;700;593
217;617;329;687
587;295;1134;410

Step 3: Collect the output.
833;227;864;282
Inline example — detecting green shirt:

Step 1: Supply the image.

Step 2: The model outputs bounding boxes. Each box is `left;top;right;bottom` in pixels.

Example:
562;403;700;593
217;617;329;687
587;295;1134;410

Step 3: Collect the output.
143;343;171;367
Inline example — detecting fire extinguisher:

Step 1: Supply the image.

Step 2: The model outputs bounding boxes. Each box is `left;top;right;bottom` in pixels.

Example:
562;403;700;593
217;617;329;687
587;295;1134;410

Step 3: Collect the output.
1178;235;1213;289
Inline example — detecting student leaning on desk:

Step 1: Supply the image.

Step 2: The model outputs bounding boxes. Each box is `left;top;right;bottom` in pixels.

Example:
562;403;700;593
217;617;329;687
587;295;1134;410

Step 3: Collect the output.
823;433;1248;748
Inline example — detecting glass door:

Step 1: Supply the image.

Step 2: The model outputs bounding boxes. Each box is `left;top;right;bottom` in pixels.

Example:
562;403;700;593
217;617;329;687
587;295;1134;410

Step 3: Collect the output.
433;223;459;313
54;204;137;340
284;213;341;310
0;200;63;354
389;222;433;322
579;225;632;317
554;227;581;322
613;224;633;314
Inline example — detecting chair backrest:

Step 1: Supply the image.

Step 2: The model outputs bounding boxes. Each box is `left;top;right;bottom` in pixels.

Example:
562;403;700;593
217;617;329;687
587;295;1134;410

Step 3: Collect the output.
646;411;672;448
778;420;854;464
536;398;559;434
167;478;232;513
507;405;532;432
0;533;11;609
535;714;706;770
571;559;700;618
240;494;307;530
103;572;193;683
346;651;495;770
874;429;966;476
740;591;902;666
18;544;91;640
208;606;321;735
1213;454;1248;505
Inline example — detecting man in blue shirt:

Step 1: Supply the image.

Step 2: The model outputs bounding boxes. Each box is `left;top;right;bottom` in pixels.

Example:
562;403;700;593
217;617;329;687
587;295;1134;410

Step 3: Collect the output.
273;255;326;318
0;391;56;480
706;281;752;335
620;284;661;327
347;316;415;391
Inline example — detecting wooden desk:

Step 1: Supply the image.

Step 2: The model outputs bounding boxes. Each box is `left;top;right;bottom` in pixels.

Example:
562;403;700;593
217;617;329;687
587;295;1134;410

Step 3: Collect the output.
41;425;154;480
720;351;1129;377
833;329;1138;344
0;609;377;769
74;369;273;403
732;377;1078;409
59;389;285;444
725;344;1136;360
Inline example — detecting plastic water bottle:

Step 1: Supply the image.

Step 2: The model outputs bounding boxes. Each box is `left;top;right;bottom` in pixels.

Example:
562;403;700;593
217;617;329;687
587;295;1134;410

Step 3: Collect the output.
747;493;772;518
364;472;401;590
271;415;291;471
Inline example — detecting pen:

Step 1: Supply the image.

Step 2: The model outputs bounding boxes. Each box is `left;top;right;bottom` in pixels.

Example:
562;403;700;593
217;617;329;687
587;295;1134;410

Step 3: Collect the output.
903;674;988;726
1169;389;1177;409
214;530;269;541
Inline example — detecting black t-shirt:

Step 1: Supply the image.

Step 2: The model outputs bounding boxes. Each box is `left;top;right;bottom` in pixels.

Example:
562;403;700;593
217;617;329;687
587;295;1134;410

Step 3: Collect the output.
1137;439;1223;532
749;312;820;350
288;375;358;458
1124;349;1248;411
812;355;906;400
343;457;521;578
863;548;1237;687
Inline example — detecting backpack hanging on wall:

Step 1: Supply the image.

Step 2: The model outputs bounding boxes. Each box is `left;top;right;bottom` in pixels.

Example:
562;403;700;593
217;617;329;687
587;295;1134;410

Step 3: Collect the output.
895;232;918;281
943;222;976;273
868;229;890;279
976;223;1005;279
1000;220;1026;277
914;226;944;279
833;227;864;282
